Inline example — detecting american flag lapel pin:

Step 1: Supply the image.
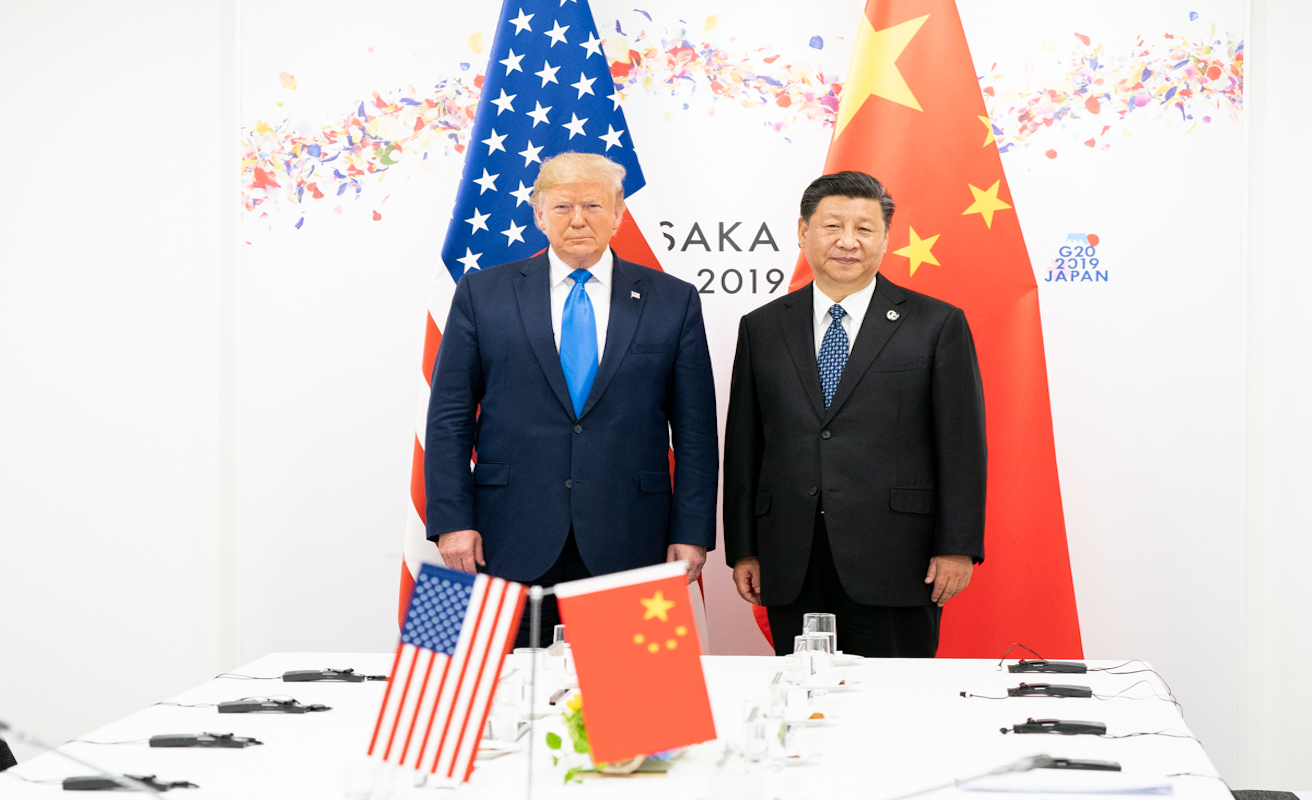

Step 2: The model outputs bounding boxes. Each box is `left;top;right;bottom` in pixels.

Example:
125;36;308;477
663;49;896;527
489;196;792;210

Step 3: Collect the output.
631;290;641;299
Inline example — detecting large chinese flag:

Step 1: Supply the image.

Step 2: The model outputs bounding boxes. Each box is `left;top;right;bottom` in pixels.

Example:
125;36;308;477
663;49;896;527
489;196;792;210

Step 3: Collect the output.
555;563;717;763
784;0;1082;657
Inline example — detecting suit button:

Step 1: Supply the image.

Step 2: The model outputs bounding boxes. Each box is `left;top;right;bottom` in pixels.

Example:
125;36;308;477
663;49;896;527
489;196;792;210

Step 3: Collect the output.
574;425;583;434
565;480;573;489
808;486;817;496
821;430;832;439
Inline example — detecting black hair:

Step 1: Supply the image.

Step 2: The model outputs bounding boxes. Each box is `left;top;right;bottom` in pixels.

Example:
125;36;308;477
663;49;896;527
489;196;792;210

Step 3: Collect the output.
799;171;895;229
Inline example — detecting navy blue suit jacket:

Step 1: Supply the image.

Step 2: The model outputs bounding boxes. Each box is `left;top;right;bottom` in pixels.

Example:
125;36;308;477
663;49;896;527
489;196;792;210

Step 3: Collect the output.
424;250;719;583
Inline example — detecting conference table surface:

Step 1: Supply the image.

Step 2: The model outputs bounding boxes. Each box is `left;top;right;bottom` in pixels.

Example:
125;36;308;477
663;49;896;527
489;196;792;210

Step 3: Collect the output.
2;653;1229;799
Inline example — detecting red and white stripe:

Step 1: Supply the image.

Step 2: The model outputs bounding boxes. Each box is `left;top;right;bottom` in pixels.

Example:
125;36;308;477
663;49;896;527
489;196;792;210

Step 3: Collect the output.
400;268;459;623
369;574;526;782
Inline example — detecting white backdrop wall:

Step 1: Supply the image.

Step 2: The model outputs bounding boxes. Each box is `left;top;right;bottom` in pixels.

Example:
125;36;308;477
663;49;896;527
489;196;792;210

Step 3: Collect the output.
1243;0;1312;788
2;0;1311;791
0;0;238;764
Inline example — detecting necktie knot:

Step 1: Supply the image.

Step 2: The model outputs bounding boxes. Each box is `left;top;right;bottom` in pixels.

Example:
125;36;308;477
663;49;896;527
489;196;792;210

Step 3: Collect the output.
570;269;593;286
828;304;847;323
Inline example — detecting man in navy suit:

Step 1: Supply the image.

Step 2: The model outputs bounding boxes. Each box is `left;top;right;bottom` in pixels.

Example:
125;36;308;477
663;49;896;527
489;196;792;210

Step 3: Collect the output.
425;153;719;647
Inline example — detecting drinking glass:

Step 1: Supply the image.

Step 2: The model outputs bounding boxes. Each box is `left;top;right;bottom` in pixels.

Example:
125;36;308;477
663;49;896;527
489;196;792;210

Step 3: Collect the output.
803;612;838;654
741;701;768;763
794;633;834;682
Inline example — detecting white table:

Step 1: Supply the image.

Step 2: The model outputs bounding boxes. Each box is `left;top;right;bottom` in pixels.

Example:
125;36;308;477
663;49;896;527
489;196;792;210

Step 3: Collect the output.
1;653;1229;800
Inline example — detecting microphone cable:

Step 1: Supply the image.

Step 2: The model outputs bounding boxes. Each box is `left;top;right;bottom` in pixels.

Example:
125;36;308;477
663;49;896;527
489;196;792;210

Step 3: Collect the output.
995;642;1045;670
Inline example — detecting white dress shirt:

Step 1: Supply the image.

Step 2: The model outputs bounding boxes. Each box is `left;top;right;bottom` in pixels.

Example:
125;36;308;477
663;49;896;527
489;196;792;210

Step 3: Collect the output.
813;277;878;357
549;247;613;360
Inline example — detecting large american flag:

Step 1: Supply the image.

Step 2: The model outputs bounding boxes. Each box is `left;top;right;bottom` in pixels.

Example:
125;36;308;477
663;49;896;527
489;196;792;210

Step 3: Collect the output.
399;0;662;615
369;564;526;782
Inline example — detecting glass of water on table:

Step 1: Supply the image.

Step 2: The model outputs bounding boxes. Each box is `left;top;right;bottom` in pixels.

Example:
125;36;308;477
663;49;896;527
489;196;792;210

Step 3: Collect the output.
803;612;837;654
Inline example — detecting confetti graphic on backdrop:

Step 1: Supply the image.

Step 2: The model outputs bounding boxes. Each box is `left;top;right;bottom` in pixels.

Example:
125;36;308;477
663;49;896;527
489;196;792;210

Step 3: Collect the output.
241;77;484;230
604;16;843;134
241;16;1242;232
981;27;1243;156
240;18;842;231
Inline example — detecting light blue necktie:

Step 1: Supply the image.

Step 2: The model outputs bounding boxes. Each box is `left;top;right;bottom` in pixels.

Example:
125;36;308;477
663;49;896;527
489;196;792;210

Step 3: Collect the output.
818;304;849;409
560;269;598;418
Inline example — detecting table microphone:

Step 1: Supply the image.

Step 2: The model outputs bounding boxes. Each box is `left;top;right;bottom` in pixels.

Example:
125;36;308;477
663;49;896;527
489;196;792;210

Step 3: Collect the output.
1003;718;1107;736
0;718;174;797
62;774;198;791
282;668;386;682
1009;660;1088;674
1007;683;1093;698
217;699;330;714
150;733;262;748
878;754;1057;800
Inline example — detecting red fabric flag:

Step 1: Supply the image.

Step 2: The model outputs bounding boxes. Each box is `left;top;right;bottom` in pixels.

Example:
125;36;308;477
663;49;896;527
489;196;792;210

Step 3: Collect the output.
785;0;1082;658
555;563;717;763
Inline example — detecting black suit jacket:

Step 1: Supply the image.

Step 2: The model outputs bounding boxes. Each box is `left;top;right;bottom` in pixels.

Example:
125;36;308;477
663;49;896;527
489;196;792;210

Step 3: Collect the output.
723;274;986;607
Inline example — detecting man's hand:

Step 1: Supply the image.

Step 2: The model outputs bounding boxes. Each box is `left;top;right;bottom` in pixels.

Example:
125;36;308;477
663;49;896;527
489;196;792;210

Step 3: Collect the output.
925;555;973;606
667;544;708;584
732;557;762;605
438;529;485;574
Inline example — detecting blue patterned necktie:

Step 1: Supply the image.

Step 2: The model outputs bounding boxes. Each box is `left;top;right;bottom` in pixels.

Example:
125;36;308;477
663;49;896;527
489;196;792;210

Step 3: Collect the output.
818;304;849;409
560;269;598;417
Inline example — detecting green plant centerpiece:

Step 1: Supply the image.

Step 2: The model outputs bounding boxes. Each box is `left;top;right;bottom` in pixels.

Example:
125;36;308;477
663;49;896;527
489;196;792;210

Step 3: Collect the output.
544;694;680;783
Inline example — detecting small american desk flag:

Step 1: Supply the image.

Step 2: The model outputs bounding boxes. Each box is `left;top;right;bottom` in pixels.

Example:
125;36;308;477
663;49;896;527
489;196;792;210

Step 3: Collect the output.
369;564;526;782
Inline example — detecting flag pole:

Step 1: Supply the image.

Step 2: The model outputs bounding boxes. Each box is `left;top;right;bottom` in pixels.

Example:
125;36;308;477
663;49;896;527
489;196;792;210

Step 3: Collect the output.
525;584;544;800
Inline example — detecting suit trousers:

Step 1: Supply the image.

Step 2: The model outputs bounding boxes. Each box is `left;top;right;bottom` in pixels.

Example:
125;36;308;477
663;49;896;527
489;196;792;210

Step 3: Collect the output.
511;530;592;650
766;510;942;658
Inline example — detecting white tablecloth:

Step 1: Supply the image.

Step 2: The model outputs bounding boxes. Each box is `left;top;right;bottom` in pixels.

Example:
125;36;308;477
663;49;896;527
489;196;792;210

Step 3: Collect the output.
0;653;1230;800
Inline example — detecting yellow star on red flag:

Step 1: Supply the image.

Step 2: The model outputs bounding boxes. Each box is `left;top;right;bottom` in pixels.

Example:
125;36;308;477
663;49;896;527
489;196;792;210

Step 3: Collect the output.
834;13;931;138
962;180;1013;228
640;590;675;622
893;227;941;276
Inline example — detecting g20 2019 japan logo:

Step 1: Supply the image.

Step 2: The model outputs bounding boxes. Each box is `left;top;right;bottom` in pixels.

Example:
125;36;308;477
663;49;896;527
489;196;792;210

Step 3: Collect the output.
1044;233;1107;283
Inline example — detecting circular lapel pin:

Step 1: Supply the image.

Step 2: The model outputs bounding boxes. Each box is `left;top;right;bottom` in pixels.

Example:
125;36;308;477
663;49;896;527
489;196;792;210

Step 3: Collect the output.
887;310;900;321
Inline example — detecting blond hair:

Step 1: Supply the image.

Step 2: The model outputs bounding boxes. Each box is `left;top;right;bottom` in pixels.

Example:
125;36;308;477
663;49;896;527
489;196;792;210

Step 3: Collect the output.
532;152;626;209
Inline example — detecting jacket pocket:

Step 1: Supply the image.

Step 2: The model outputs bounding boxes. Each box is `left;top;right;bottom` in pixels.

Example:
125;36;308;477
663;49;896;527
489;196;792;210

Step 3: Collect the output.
474;462;509;486
630;341;676;354
639;469;671;493
870;357;927;372
754;491;771;516
889;488;935;514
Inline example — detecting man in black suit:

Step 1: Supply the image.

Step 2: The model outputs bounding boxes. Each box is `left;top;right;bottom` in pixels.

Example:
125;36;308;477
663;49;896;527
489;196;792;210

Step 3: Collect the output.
723;171;986;658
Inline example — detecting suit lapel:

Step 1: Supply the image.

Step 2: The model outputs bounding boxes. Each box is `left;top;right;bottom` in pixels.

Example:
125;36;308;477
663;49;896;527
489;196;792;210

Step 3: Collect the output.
823;272;905;424
779;284;826;420
514;252;577;420
579;253;643;419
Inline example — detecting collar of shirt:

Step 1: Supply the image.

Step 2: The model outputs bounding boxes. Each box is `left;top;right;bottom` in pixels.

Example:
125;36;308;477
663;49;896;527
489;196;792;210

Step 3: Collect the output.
548;246;613;290
813;276;879;355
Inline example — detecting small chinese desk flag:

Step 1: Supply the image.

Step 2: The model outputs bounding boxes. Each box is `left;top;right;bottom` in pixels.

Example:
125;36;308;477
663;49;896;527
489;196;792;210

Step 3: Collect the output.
555;562;716;763
369;564;526;783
